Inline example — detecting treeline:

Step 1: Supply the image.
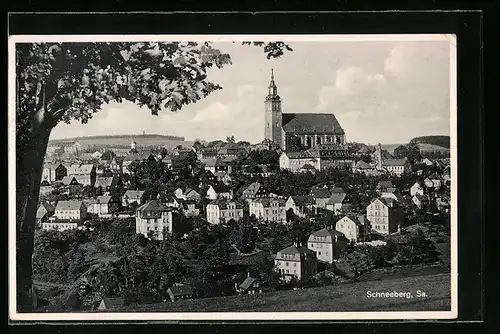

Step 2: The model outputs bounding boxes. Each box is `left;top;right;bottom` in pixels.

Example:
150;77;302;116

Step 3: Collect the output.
409;136;450;149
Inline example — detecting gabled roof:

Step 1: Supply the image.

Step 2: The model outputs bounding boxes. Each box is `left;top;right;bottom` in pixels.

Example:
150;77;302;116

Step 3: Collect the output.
309;228;345;240
243;182;262;196
383;158;407;167
61;176;79;186
290;195;315;206
239;277;259;290
123;190;145;200
95;176;118;188
355;160;373;169
67;164;95;174
338;215;365;226
282;113;345;135
40;180;52;187
36;203;55;218
97;195;112;204
209;199;244;210
276;245;316;260
327;192;347;205
284;150;318;159
137;200;170;212
413;194;427;201
209;184;232;193
168;284;194;296
55;200;84;211
252;197;286;207
309;187;331;199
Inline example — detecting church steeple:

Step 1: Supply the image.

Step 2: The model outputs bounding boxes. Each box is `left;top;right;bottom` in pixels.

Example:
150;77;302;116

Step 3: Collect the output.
267;69;280;100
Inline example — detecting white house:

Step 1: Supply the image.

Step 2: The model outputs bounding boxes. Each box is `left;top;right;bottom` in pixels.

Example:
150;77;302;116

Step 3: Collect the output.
335;215;367;243
410;182;425;197
307;228;348;263
249;198;287;223
366;198;404;235
275;244;317;282
206;200;244;224
135;200;173;240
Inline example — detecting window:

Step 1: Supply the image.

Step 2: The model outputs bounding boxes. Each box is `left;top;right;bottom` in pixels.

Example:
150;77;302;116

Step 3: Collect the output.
286;269;289;274
311;243;314;247
294;263;297;267
318;251;322;255
286;262;289;266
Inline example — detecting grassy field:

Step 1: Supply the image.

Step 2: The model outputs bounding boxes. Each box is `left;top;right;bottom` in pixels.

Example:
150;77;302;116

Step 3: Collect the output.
104;269;451;313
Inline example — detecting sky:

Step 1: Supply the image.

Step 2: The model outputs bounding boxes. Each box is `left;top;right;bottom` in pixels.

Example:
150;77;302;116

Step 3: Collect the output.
50;38;453;145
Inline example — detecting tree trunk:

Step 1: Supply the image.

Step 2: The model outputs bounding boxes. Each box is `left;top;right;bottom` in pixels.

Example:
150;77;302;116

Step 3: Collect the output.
16;124;52;312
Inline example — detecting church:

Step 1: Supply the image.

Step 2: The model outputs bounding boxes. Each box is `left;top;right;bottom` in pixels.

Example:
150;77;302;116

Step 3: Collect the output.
264;69;347;151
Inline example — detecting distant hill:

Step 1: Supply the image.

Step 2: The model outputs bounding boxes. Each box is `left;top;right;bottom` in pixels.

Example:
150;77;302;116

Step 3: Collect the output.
49;134;192;150
410;136;450;149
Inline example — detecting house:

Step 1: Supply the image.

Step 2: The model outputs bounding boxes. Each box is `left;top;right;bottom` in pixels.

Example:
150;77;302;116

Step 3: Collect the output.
206;200;244;224
217;142;246;161
382;158;410;176
109;156;122;173
215;172;232;185
122;190;146;207
202;157;232;175
249;198;287;223
235;274;262;295
94;195;114;216
335;215;368;243
97;297;124;310
436;195;450;213
366;198;404;235
275;244;317;282
380;188;404;203
42;220;79;232
60;176;81;196
42;163;67;182
206;184;233;201
325;188;348;214
422;158;434;166
279;151;321;172
309;186;331;210
428;172;442;189
410;181;425;197
167;284;195;302
122;152;156;174
91;151;103;160
412;194;429;209
285;195;315;218
94;176;120;192
307;228;348;263
39;180;54;196
174;187;201;202
352;160;376;174
241;182;267;200
36;202;55;224
136;200;173;240
54;200;87;221
376;180;395;193
182;200;200;217
67;164;97;186
164;194;182;209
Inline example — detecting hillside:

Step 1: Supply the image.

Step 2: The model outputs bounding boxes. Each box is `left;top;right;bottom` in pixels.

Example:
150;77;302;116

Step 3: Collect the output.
49;134;193;149
98;269;450;313
410;136;450;149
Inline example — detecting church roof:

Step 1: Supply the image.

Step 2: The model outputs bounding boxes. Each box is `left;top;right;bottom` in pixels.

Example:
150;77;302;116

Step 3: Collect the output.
282;113;345;135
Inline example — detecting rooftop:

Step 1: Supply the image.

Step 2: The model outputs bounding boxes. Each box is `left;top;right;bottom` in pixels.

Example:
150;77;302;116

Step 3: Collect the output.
282;113;345;135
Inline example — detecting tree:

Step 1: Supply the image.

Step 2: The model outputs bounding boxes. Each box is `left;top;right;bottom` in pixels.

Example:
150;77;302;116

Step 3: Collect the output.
100;150;116;161
15;40;291;310
226;135;235;144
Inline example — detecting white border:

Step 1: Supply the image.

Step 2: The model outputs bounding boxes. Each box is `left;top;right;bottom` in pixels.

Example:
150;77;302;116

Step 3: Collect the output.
8;34;458;322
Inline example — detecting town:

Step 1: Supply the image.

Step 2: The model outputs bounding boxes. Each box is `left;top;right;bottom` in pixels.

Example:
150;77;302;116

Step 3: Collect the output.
32;72;452;312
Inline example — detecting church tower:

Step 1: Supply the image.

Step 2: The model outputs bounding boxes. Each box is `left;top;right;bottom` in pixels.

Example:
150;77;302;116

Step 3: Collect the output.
264;69;283;149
